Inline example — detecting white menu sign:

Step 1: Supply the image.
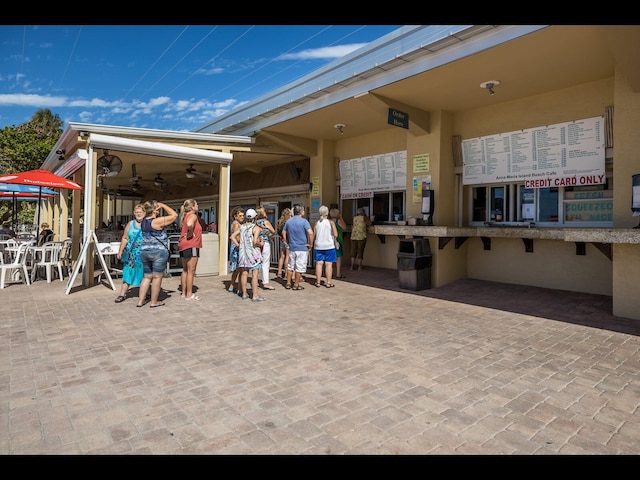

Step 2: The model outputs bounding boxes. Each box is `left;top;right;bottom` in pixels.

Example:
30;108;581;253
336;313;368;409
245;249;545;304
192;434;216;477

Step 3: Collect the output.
340;150;407;199
462;116;605;188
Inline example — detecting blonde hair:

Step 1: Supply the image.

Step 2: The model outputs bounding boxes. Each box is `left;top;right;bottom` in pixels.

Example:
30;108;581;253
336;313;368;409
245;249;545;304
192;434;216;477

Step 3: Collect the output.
41;222;50;229
255;206;267;219
318;205;329;217
180;199;197;226
276;208;292;231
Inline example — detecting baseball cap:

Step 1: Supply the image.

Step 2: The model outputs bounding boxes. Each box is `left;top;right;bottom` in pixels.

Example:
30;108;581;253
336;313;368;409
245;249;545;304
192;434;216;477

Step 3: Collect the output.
246;208;257;219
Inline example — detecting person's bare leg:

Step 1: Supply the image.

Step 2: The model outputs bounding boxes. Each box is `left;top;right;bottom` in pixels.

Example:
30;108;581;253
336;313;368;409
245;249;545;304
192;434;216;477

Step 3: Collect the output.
315;260;323;286
229;269;239;292
277;249;284;278
150;274;163;306
284;250;289;278
180;259;188;297
138;276;151;306
325;262;333;285
239;269;248;298
183;257;198;298
285;269;292;287
251;269;260;299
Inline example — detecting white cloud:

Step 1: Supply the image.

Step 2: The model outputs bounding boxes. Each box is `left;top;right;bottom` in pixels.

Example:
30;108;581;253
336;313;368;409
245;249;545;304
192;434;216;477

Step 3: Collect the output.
0;92;240;129
277;44;367;61
0;93;66;107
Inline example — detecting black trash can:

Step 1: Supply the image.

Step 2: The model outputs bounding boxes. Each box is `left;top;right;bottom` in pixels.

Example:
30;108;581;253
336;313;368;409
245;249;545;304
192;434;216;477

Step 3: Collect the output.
397;238;432;290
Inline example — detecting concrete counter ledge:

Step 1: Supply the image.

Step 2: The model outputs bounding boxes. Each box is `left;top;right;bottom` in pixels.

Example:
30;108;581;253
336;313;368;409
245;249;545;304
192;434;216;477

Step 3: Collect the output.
367;224;640;243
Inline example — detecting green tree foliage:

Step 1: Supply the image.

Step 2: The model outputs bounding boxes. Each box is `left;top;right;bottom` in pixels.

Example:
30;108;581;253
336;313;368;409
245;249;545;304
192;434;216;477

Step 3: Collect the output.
0;109;64;224
28;108;64;137
0;108;63;174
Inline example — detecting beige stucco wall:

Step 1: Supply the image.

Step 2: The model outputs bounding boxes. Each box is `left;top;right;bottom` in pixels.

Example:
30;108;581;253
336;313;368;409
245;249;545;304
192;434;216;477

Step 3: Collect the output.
453;77;617;296
467;238;612;295
611;66;640;317
327;73;638;317
453;77;614;141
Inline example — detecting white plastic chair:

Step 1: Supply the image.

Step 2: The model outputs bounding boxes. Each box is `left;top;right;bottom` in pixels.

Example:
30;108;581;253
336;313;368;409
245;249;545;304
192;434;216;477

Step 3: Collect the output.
0;242;31;289
31;241;64;283
16;233;35;242
59;238;73;276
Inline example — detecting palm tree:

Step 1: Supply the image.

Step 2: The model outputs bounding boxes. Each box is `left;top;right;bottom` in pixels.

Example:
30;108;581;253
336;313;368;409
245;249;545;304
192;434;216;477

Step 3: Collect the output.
27;109;64;137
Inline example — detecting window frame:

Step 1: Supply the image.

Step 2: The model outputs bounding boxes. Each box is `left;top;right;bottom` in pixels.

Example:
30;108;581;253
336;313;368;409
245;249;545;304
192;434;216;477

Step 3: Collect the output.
352;191;406;223
469;181;613;228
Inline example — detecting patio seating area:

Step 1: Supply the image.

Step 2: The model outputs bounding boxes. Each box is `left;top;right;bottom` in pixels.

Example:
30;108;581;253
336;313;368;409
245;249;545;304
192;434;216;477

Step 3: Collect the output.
0;238;69;288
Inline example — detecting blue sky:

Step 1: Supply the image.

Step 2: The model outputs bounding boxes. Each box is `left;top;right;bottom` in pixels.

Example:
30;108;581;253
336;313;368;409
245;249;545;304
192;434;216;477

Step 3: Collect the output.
0;25;402;132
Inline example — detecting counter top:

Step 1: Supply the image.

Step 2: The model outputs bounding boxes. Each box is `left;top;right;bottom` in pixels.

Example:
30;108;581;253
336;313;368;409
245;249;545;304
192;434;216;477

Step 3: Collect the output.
366;225;640;244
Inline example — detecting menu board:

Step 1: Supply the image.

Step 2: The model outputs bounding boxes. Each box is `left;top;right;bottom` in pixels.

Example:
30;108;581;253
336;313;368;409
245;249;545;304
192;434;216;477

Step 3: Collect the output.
462;116;605;188
340;150;407;199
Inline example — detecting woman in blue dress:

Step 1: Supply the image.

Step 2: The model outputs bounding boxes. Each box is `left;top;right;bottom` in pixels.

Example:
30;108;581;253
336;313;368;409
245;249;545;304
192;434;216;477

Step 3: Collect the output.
114;203;145;303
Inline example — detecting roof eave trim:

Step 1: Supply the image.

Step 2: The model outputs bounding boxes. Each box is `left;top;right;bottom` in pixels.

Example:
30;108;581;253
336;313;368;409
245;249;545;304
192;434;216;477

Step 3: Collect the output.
89;133;233;164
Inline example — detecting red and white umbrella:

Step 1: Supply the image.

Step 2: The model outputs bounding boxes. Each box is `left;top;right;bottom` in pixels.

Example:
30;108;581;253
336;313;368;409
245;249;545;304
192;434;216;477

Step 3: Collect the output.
0;192;55;199
0;170;82;190
0;169;83;227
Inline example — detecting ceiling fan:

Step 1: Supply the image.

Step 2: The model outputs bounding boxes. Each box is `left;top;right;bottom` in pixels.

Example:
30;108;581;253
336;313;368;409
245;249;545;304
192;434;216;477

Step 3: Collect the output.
129;163;142;183
185;164;199;179
200;168;217;187
153;173;166;186
115;185;143;197
97;149;123;177
131;180;143;192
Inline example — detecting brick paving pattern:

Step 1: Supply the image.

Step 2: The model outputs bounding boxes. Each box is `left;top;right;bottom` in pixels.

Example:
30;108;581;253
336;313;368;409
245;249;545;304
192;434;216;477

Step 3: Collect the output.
1;266;639;454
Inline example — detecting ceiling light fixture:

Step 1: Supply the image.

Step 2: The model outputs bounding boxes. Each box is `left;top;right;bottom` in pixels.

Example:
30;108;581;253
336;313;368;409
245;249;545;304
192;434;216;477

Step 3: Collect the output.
480;80;500;96
334;123;346;135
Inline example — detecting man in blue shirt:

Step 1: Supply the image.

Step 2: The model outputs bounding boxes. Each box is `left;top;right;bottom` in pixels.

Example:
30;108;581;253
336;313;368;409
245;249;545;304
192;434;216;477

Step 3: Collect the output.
282;204;313;290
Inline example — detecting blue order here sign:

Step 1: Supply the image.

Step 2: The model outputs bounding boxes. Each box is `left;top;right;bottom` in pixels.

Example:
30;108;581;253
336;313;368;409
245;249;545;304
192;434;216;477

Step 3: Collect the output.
388;108;409;129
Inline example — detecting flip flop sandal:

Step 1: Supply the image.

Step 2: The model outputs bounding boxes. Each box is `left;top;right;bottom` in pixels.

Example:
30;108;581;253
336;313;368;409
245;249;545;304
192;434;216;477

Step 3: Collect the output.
251;297;267;302
114;295;126;303
185;294;201;301
285;284;292;290
336;275;346;279
314;283;322;287
262;286;276;290
149;302;165;308
325;283;335;288
292;285;304;290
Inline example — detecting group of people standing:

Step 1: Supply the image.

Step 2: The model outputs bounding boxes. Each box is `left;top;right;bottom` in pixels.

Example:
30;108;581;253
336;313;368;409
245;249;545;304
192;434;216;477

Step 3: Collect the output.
114;198;203;307
112;199;372;306
227;203;361;296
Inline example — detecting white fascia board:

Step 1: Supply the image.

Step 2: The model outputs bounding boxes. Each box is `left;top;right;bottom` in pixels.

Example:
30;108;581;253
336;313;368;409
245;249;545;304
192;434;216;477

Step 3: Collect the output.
68;122;252;144
89;133;233;164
